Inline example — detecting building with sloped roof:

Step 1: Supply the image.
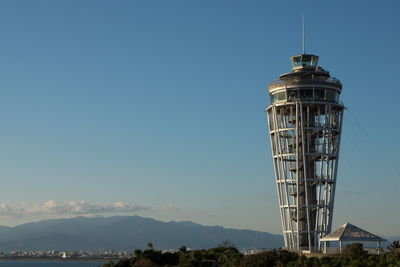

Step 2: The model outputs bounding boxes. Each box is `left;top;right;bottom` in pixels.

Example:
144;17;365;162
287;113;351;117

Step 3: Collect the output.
320;223;386;254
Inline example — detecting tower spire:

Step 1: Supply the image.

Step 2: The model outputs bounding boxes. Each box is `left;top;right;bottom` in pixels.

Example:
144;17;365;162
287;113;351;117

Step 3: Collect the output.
302;14;305;54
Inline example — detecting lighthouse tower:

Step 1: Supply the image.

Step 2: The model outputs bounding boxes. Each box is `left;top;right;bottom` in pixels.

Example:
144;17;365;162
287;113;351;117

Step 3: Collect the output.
266;54;344;252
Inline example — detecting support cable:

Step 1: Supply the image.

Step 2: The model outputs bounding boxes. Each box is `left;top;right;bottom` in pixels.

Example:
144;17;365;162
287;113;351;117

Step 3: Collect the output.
344;109;400;193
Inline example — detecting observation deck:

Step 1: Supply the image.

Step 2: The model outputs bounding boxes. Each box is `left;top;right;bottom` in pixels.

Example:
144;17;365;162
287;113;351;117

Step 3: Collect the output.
267;54;342;105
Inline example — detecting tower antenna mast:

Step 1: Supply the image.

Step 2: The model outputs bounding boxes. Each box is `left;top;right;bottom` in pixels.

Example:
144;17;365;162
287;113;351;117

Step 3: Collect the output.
302;14;305;54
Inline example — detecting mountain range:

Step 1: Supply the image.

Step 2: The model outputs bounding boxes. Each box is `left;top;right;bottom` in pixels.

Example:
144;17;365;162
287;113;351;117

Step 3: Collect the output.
0;216;284;251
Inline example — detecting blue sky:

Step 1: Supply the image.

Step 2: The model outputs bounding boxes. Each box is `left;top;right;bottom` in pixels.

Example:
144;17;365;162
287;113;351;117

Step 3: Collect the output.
0;0;399;237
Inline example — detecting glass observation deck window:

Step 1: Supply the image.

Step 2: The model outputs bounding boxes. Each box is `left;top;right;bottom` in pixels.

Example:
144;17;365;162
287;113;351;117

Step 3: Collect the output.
270;88;340;104
290;54;319;70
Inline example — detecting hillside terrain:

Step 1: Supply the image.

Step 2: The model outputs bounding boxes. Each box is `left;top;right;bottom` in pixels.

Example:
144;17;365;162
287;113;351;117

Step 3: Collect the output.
0;216;283;250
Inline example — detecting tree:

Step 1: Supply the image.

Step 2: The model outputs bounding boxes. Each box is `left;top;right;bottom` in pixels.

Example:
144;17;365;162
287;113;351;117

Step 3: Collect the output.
218;247;242;267
390;240;400;249
102;261;115;267
147;242;154;250
114;259;130;267
345;243;366;259
239;250;298;267
134;249;142;257
135;258;158;267
218;240;235;248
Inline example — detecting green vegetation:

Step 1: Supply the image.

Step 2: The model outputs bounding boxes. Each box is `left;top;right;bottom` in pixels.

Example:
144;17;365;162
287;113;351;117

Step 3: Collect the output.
102;242;400;267
391;240;400;249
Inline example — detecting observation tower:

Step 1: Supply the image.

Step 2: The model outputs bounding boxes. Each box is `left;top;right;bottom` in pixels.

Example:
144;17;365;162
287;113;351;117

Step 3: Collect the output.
266;54;344;252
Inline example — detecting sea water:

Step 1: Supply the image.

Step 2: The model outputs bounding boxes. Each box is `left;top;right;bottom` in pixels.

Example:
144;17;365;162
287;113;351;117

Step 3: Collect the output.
0;261;106;267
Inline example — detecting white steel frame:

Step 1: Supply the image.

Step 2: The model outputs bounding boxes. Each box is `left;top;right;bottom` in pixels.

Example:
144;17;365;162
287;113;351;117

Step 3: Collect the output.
266;97;344;252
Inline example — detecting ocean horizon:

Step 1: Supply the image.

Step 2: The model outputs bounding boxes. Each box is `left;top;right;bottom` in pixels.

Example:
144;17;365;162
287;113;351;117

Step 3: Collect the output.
0;261;107;267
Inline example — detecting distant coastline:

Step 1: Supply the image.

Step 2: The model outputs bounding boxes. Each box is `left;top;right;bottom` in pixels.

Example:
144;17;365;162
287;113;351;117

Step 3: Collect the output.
0;257;109;262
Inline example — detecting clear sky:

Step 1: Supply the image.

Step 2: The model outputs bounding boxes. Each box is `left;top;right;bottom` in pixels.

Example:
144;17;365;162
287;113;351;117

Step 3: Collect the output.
0;0;399;237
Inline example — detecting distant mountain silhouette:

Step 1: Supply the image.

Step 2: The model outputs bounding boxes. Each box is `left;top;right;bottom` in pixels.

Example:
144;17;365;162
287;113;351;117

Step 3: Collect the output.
0;216;283;251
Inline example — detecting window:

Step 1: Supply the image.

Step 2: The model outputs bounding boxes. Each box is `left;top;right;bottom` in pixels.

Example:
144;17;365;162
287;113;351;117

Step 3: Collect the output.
315;89;340;103
326;90;335;102
287;90;300;101
300;89;313;100
290;55;319;69
277;91;286;101
270;94;277;104
270;91;286;104
335;92;340;102
314;89;325;101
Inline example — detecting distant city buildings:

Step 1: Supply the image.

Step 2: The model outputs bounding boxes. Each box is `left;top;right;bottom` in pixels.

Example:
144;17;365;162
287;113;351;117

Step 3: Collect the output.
0;249;131;260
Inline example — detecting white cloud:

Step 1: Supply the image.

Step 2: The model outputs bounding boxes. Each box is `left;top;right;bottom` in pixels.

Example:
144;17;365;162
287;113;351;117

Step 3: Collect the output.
161;203;180;212
0;204;14;215
0;200;150;217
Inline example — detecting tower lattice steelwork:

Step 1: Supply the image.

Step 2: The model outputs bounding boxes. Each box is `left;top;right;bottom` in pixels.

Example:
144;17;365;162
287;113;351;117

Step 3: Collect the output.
266;54;344;252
